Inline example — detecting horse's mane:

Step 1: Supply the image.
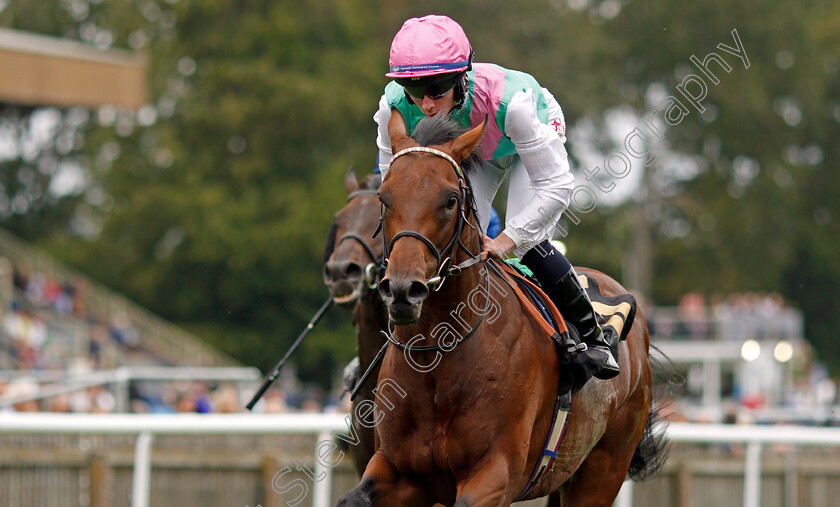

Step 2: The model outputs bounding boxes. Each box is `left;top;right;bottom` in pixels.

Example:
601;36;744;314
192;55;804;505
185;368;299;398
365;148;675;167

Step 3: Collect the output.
411;114;483;216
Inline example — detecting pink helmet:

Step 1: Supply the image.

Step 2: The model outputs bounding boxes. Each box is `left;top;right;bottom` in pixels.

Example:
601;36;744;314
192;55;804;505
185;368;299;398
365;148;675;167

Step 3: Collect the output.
386;15;472;79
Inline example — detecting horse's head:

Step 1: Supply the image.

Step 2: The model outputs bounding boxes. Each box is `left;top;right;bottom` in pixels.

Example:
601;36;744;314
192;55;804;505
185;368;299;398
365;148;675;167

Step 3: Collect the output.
377;111;485;325
323;167;383;307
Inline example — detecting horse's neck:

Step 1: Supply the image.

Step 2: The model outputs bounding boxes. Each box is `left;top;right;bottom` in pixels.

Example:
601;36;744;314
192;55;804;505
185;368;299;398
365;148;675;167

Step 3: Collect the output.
355;290;388;368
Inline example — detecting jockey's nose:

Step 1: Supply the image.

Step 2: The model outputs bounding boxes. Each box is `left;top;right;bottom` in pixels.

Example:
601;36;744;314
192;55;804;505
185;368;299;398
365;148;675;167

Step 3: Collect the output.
323;259;363;283
420;95;437;115
378;278;429;306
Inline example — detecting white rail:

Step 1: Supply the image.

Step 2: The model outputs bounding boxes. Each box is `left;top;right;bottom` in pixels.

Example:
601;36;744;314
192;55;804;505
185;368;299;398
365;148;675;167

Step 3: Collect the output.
1;415;840;507
0;366;262;409
662;422;840;507
0;412;348;507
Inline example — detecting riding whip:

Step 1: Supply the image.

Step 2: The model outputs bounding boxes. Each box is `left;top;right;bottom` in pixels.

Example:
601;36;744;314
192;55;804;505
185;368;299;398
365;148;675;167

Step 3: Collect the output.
246;297;334;410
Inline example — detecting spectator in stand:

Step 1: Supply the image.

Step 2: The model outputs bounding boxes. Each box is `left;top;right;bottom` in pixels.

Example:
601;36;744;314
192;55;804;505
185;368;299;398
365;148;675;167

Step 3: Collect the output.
88;385;115;413
71;277;89;318
2;306;46;369
45;392;72;413
263;389;288;413
212;383;241;413
109;312;139;349
12;265;30;292
678;291;709;339
175;391;198;413
2;377;40;412
192;383;214;413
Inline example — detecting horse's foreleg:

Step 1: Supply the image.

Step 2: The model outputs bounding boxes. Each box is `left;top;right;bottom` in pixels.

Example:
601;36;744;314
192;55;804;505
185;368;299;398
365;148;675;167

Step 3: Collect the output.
453;454;511;507
337;451;433;507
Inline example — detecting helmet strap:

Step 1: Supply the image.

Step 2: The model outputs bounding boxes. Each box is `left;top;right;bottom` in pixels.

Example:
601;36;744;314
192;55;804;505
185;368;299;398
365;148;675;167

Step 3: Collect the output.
451;72;470;113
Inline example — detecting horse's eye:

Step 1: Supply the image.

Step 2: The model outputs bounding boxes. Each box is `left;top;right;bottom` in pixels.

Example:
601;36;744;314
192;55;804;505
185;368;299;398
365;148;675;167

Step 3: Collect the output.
447;196;458;209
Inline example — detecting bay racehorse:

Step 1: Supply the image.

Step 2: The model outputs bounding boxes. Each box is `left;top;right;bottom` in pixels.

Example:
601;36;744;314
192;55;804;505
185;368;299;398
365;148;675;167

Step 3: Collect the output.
323;168;387;474
337;112;664;506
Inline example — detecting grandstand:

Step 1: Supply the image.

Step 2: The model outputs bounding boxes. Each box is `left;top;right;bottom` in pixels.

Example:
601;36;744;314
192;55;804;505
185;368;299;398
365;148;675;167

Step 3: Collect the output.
646;297;835;425
0;226;241;370
0;226;265;416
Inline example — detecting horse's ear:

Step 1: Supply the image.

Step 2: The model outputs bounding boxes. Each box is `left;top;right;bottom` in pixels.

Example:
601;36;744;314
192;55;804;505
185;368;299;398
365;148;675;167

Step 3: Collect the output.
344;166;359;194
448;117;486;162
388;109;413;153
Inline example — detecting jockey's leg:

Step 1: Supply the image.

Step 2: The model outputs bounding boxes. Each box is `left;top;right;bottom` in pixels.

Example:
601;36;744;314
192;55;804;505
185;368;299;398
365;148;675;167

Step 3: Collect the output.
504;160;618;384
520;240;619;381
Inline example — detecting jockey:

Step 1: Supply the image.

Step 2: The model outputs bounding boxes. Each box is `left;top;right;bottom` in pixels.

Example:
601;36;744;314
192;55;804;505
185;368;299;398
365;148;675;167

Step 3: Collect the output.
375;15;619;382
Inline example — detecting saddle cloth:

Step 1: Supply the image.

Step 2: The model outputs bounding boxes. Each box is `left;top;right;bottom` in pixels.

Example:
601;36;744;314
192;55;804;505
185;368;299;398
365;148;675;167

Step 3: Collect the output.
500;259;637;350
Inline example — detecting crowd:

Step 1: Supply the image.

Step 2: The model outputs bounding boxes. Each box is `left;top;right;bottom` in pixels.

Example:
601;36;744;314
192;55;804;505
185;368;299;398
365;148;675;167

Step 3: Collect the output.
647;290;802;341
1;261;143;372
0;374;348;414
0;258;342;414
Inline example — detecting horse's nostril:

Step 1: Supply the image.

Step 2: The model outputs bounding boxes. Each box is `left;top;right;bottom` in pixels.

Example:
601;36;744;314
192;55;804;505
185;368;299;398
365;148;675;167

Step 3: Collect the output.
345;263;362;280
407;281;429;303
378;279;393;301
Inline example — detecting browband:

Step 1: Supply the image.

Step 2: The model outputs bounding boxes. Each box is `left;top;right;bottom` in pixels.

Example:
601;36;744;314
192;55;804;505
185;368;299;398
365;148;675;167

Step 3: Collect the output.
390;146;461;176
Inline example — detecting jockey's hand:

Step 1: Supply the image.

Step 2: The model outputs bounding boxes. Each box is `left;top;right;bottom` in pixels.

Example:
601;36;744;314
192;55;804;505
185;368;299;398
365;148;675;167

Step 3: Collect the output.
482;232;516;260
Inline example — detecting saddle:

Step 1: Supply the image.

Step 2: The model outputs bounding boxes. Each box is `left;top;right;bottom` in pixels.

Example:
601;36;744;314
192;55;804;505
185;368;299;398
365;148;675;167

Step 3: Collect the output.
497;259;637;381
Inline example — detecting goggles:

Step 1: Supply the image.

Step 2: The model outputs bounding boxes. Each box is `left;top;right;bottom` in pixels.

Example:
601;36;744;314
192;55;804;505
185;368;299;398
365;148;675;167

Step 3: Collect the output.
396;73;460;100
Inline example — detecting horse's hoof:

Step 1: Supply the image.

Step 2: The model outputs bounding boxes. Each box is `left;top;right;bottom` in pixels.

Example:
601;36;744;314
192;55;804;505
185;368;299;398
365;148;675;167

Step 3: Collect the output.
336;492;371;506
337;485;372;506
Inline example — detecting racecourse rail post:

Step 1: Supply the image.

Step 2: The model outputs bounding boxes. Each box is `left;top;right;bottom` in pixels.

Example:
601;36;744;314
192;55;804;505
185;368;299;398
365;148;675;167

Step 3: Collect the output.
132;431;154;507
312;431;334;507
744;442;763;507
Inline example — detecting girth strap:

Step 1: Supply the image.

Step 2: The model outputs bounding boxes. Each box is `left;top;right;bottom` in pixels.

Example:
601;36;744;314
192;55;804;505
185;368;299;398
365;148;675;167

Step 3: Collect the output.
514;390;572;501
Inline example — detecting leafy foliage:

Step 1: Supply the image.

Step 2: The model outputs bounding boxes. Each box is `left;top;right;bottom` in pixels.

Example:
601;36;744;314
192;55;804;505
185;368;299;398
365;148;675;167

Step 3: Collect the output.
1;0;838;379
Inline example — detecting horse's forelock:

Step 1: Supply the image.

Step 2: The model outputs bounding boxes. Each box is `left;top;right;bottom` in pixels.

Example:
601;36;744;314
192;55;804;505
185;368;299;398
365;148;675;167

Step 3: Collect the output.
410;114;482;215
411;114;483;177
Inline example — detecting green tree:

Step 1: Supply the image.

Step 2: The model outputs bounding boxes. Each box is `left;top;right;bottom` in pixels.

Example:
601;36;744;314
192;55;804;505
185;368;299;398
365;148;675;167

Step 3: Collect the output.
3;0;838;378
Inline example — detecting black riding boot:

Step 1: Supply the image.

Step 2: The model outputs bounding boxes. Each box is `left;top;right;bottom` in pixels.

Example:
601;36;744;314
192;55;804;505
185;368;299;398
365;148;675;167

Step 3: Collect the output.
549;268;619;379
521;241;619;381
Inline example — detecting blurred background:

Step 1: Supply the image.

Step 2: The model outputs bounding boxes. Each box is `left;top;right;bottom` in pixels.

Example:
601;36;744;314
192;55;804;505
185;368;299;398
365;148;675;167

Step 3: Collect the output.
0;0;838;506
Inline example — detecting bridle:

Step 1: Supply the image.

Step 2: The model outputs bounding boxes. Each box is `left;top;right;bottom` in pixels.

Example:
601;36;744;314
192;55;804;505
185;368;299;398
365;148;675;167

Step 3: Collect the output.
374;146;490;354
349;146;492;399
335;189;384;290
377;146;486;292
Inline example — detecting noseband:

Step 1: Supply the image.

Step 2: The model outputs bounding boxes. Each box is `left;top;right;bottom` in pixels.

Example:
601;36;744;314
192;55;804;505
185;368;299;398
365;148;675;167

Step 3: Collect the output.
336;189;384;290
378;146;485;291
